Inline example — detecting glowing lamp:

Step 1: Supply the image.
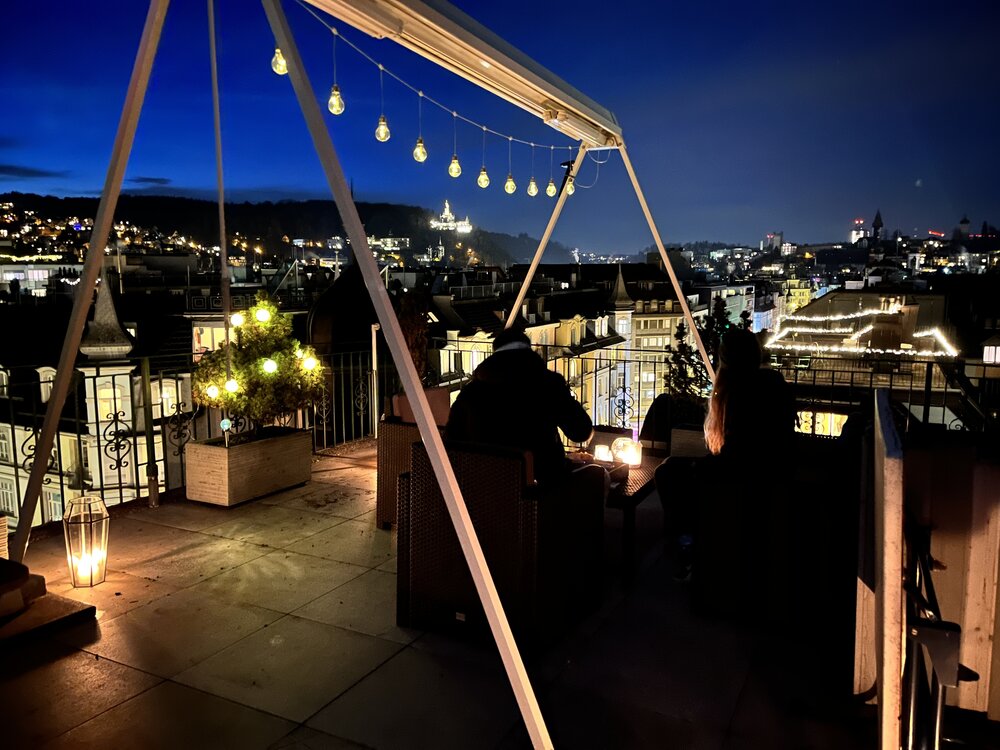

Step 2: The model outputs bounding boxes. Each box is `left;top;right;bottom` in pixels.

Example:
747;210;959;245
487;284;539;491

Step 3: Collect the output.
224;379;238;393
262;358;278;374
566;178;576;196
375;115;391;142
230;312;245;327
205;385;220;399
271;48;288;75
593;444;613;463
303;356;318;371
545;179;557;197
448;155;462;178
477;167;490;189
327;85;345;115
527;177;539;197
504;174;516;194
611;437;642;467
220;418;232;431
63;496;109;587
255;307;271;323
413;137;428;162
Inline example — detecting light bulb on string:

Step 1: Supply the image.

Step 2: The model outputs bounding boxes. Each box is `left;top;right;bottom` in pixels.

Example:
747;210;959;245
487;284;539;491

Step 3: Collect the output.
255;307;271;323
447;112;461;177
303;356;318;371
413;137;427;162
262;358;278;374
230;312;244;327
327;85;344;115
478;126;489;188
546;146;557;197
206;385;220;399
526;144;538;197
504;137;516;194
412;92;427;162
327;29;344;114
374;65;390;142
566;177;576;196
271;48;288;75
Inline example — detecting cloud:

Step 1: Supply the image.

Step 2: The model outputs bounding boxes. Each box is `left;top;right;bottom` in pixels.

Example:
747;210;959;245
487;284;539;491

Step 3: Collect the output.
0;164;70;180
128;176;172;186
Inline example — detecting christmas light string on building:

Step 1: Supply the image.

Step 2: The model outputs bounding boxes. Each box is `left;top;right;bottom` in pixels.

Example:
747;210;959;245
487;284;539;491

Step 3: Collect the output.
288;0;577;193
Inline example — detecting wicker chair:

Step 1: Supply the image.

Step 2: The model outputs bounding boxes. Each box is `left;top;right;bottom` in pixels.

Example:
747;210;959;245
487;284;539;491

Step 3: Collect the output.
397;440;605;644
376;419;423;529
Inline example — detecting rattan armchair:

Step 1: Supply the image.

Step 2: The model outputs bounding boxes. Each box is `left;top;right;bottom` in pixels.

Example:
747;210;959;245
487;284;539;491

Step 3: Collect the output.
397;440;605;644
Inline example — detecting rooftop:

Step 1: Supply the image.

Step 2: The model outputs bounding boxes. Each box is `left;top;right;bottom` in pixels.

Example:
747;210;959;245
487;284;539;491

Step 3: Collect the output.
4;441;875;749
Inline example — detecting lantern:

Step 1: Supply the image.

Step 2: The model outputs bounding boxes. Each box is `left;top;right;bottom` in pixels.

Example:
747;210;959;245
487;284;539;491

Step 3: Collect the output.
611;437;643;467
63;495;110;587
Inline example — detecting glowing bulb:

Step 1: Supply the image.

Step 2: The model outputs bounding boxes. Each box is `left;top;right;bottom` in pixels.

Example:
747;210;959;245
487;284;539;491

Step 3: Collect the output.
375;115;390;142
255;307;271;323
527;177;538;197
545;179;557;197
327;85;345;115
220;418;232;431
205;385;220;399
263;358;278;374
566;178;575;196
303;356;318;371
504;174;516;194
477;167;490;189
230;312;244;327
271;48;288;75
448;155;462;178
413;137;427;163
225;379;238;393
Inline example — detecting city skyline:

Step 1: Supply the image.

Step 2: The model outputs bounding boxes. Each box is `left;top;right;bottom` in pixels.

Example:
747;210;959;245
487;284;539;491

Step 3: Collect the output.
2;0;998;252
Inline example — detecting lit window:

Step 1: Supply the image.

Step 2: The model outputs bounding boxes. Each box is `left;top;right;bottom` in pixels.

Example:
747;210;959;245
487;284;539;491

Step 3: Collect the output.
151;380;179;416
0;367;8;398
43;488;63;522
0;479;15;518
985;345;998;365
0;429;9;462
97;385;124;420
36;367;56;403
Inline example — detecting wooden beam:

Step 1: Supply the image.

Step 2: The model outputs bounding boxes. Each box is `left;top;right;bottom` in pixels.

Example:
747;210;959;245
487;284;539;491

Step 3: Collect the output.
260;1;552;746
10;0;170;562
505;143;586;330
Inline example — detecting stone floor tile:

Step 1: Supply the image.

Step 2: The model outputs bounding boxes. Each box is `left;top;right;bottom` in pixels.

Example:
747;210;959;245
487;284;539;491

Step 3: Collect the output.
200;502;347;548
44;680;295;750
127;500;235;531
188;550;369;613
0;641;161;747
269;725;371;749
116;531;271;588
49;569;178;622
294;568;418;644
175;614;402;722
375;555;397;573
58;586;282;677
265;486;376;520
22;534;72;586
308;645;518;750
285;519;394;568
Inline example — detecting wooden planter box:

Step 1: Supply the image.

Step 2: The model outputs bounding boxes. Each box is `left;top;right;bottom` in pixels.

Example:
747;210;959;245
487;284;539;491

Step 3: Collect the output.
185;429;313;507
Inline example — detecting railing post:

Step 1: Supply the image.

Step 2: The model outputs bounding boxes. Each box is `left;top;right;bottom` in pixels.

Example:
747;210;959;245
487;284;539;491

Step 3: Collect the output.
140;358;160;508
922;361;933;426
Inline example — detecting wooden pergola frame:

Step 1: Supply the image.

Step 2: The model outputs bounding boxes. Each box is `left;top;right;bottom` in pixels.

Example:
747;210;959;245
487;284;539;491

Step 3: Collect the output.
11;2;714;747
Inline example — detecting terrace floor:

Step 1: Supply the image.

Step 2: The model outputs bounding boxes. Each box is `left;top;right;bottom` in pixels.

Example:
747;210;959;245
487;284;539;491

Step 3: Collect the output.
3;441;878;749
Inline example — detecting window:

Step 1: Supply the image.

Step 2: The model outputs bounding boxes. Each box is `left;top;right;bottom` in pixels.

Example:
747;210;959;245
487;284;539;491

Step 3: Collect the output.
0;479;15;518
43;488;63;522
97;385;124;420
150;380;179;416
37;366;56;403
985;345;998;365
0;429;9;462
0;367;8;397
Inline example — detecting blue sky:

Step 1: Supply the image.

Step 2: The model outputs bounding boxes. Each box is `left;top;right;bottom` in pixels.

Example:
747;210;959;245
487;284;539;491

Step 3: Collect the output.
2;0;997;252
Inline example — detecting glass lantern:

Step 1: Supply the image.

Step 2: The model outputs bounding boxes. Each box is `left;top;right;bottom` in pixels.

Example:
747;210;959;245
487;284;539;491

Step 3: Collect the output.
63;495;110;587
611;437;643;467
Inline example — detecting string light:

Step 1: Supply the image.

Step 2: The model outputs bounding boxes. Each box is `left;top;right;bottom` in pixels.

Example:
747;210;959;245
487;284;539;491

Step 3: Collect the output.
527;144;538;197
255;307;271;323
546;146;557;197
206;385;220;399
477;126;490;189
303;356;318;371
225;378;239;393
327;29;344;114
271;47;288;75
504;137;516;194
566;176;576;196
263;358;278;374
413;92;427;162
230;312;245;327
375;65;390;142
448;112;462;177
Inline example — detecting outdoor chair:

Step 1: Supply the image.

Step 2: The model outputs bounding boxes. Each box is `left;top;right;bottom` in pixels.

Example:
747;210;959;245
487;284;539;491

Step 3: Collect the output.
397;440;605;645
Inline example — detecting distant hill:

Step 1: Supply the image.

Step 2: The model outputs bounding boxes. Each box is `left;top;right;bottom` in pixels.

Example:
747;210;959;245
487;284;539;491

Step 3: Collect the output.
2;192;576;266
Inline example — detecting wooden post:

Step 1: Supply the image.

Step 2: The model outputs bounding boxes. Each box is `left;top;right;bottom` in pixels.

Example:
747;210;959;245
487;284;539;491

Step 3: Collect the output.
505;143;587;330
618;142;715;382
260;1;552;746
10;0;170;563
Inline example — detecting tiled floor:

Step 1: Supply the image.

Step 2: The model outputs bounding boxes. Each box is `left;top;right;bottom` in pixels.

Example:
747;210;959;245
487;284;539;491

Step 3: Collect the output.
3;442;880;749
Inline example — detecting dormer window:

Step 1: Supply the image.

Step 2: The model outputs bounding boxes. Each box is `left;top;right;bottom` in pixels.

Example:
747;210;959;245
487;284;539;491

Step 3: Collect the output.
37;367;56;403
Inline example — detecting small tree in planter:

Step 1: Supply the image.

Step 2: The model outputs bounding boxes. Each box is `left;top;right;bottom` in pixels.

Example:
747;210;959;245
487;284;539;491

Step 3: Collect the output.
186;293;325;506
663;320;711;426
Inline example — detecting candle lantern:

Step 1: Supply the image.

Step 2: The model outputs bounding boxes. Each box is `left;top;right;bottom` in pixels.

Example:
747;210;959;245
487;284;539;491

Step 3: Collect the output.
611;437;643;467
63;495;110;587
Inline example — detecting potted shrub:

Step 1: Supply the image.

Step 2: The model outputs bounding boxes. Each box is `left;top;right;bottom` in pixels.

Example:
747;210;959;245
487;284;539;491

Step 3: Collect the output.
185;293;324;506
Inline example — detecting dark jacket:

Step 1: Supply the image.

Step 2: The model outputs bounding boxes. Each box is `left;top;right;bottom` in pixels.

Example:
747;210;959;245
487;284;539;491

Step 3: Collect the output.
446;344;593;485
720;367;796;461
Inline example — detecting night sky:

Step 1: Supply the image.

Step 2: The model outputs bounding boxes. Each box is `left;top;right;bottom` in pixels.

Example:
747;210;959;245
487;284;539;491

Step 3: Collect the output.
3;0;998;252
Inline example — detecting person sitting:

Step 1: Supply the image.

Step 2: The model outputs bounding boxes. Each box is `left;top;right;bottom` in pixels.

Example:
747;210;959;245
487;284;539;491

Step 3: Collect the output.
446;327;594;486
655;328;796;585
